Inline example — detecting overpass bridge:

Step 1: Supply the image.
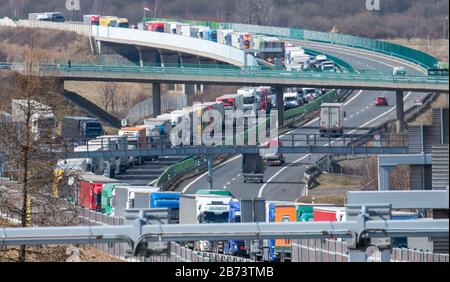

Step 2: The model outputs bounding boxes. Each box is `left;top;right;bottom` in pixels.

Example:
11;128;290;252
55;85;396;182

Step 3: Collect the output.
42;132;408;160
42;63;448;93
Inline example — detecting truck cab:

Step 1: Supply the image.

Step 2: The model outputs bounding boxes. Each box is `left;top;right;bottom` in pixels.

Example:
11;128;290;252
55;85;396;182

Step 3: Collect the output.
224;200;247;256
117;18;129;28
238;87;259;116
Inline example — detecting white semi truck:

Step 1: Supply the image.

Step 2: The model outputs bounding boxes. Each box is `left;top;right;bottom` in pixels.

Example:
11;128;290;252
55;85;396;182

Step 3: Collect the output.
180;192;232;252
11;99;55;141
319;103;345;137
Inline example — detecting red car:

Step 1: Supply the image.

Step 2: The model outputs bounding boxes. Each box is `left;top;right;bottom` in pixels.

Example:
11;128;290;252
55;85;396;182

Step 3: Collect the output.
375;96;389;107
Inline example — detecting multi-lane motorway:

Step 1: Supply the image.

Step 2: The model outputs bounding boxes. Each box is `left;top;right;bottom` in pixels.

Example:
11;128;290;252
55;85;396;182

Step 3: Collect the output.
178;42;428;201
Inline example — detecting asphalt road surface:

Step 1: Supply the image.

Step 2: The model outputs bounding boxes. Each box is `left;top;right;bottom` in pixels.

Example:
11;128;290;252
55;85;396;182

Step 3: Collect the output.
177;42;428;201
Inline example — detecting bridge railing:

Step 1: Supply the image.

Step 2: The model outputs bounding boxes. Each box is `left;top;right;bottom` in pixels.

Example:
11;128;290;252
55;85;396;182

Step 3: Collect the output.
91;25;258;67
40;64;449;86
146;17;438;69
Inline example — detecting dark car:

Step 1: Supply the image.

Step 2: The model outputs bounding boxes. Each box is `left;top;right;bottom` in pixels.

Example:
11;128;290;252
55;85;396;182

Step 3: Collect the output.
375;96;389;107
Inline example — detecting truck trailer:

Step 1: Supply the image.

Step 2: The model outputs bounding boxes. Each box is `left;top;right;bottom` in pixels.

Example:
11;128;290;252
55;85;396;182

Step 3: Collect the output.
11;99;55;141
111;186;160;217
319;103;345;137
83;15;100;25
242;154;265;183
78;173;120;211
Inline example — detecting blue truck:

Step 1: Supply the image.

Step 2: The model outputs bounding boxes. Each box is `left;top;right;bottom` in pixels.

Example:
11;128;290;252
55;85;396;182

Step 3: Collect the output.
150;192;180;209
224;199;247;256
266;202;279;262
150;192;181;223
207;30;218;42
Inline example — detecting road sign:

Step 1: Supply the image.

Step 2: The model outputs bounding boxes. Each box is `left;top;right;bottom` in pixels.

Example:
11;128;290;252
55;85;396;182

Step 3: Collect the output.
414;96;423;106
121;119;128;127
374;134;381;147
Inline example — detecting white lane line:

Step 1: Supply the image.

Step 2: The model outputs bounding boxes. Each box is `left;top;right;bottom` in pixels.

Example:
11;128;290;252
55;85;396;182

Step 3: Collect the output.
237;173;241;177
182;155;242;193
297;40;426;74
257;91;412;198
227;182;231;185
232;178;236;181
343;90;364;106
258;154;310;198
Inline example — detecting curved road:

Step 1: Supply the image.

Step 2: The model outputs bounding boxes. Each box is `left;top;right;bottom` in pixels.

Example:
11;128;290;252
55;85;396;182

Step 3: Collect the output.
176;42;428;201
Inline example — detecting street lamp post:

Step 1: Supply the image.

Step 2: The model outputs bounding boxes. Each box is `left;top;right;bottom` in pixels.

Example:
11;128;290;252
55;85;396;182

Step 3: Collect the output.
144;7;150;19
445;16;449;40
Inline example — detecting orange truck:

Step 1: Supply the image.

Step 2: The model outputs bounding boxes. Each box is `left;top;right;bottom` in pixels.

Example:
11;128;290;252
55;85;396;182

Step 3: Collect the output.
274;204;297;261
118;127;147;149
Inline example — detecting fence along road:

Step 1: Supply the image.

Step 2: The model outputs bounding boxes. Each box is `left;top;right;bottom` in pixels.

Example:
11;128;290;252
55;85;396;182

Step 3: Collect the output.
40;64;448;93
0;18;257;68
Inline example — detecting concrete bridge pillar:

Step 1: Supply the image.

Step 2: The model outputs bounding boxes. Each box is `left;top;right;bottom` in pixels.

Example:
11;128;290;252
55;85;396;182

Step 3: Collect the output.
153;83;161;117
180;55;201;96
378;164;394;191
396;90;405;133
276;86;284;127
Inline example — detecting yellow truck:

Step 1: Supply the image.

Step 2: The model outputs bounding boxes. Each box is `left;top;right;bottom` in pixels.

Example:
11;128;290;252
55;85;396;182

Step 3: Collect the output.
116;18;129;28
99;16;118;27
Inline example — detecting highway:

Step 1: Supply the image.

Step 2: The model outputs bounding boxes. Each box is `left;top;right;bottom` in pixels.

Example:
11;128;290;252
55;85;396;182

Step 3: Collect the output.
114;156;186;186
178;42;430;201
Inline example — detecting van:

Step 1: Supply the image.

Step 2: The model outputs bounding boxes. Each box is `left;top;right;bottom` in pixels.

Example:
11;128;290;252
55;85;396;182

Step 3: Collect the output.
283;93;300;110
393;66;407;76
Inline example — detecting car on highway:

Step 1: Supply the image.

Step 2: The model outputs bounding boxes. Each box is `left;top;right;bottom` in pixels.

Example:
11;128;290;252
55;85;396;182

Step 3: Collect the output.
261;140;285;166
374;96;389;107
283;93;300;110
393;66;407;76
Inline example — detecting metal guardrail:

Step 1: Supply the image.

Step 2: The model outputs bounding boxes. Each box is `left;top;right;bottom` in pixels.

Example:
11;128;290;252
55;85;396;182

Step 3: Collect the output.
41;132;409;160
145;17;439;69
37;63;448;86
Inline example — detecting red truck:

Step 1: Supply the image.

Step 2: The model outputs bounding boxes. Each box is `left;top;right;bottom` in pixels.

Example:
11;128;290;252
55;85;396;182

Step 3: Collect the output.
257;86;271;112
145;22;165;32
78;173;121;211
313;207;346;222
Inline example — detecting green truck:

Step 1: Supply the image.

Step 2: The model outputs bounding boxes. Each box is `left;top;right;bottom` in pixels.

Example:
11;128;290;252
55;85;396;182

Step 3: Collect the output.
101;183;129;215
297;205;314;222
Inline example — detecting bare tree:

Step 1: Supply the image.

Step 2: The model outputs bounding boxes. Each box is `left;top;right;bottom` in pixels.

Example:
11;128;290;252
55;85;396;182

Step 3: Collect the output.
0;33;82;262
98;82;119;113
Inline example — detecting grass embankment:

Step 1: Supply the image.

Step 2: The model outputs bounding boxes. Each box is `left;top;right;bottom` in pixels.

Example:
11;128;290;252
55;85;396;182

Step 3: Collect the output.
298;173;363;206
387;38;449;62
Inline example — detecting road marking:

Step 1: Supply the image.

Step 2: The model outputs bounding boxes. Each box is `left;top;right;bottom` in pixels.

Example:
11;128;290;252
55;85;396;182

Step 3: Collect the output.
148;179;157;185
258;91;412;197
343;90;364;106
232;178;236;181
227;182;231;185
296;40;426;74
182;155;241;193
258;154;310;198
